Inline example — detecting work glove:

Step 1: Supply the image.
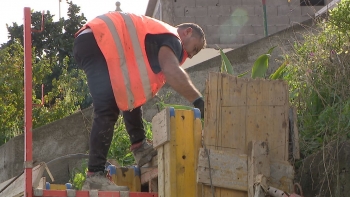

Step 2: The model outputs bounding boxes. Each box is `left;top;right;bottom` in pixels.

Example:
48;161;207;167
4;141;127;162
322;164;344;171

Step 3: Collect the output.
193;97;204;119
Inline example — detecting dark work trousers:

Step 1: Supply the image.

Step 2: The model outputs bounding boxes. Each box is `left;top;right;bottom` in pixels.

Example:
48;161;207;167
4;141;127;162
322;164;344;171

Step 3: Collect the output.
73;32;146;172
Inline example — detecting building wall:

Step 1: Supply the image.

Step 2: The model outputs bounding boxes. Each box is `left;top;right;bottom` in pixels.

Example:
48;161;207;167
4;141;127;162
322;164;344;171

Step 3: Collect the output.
153;0;330;48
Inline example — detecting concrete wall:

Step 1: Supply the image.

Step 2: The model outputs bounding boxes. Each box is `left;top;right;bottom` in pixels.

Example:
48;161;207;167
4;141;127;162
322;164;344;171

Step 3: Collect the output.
142;18;316;121
149;0;329;48
0;107;93;184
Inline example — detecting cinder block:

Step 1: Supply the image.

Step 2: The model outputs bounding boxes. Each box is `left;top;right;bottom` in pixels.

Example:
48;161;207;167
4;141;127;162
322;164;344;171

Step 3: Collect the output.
242;0;262;6
267;15;290;25
205;34;221;44
243;34;264;44
220;16;250;26
174;0;195;6
247;15;265;26
174;6;186;17
240;25;264;35
290;16;313;24
219;0;241;6
174;17;196;25
195;16;220;25
301;6;324;16
185;6;208;17
268;25;290;34
255;6;278;16
277;5;302;16
267;0;291;6
208;5;231;16
196;0;219;6
206;25;231;34
231;6;255;16
220;34;243;44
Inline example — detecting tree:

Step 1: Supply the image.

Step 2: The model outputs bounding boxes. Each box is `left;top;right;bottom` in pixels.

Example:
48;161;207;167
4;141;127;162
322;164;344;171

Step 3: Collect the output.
0;1;90;145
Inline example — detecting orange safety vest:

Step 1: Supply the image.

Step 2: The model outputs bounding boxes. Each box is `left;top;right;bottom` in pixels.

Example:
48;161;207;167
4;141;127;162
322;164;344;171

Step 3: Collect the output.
75;12;188;111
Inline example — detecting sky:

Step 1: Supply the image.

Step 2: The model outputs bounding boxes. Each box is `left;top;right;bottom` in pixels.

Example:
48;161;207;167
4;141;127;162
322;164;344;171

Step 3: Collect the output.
0;0;149;44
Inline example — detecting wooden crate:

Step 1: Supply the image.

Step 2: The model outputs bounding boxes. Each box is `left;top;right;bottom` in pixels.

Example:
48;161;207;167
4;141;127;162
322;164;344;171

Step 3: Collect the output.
200;72;292;197
108;165;141;192
152;108;202;197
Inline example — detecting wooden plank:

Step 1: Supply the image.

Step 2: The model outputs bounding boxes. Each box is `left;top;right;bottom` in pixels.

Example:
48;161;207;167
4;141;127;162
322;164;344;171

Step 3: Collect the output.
0;163;47;197
290;107;300;159
202;73;248;197
269;160;294;193
140;167;158;185
197;148;248;191
157;146;165;197
221;74;247;107
204;72;220;149
111;167;141;192
194;111;204;197
248;141;270;197
151;108;170;148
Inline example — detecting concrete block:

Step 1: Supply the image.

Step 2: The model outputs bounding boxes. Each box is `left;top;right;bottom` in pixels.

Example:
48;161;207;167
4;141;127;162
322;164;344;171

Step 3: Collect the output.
219;0;240;6
240;25;264;35
243;34;264;44
208;5;231;16
185;6;208;17
205;34;221;44
174;6;186;17
242;0;262;6
220;34;243;44
220;15;250;26
277;5;302;16
248;15;265;26
301;6;324;16
174;17;196;25
196;0;219;6
231;6;255;16
267;0;291;6
255;6;278;16
267;15;290;25
174;0;196;6
206;25;231;34
195;16;220;25
290;16;314;24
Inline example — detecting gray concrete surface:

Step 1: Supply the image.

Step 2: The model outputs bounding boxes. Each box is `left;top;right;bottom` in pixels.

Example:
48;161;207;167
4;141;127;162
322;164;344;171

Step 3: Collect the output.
0;107;93;184
147;0;329;48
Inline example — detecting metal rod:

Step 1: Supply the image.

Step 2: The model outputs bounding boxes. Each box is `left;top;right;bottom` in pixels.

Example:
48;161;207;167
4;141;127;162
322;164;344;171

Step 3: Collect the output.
262;0;268;36
24;7;33;197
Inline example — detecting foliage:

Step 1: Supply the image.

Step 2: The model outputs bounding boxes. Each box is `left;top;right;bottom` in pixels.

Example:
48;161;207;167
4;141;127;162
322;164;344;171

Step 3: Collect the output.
0;2;89;145
219;47;288;79
284;0;350;157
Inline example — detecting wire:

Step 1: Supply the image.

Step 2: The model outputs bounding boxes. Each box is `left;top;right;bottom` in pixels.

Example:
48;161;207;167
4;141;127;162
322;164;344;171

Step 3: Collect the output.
203;144;215;197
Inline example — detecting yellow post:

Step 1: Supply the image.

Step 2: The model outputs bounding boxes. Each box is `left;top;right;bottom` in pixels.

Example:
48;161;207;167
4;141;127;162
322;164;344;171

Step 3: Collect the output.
152;108;202;197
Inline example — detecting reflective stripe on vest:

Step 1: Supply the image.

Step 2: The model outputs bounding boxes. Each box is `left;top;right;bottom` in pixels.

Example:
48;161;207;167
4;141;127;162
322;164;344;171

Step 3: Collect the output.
97;13;153;110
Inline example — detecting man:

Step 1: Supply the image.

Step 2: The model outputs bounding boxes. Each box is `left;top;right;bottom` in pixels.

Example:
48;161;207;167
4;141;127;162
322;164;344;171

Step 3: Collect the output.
73;11;206;191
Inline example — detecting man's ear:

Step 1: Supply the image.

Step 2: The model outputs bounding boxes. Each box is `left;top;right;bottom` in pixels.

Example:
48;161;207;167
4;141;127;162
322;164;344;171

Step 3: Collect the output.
185;27;193;36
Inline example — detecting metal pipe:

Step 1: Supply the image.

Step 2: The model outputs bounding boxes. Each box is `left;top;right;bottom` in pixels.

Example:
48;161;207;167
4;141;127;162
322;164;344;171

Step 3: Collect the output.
262;0;268;36
24;7;33;197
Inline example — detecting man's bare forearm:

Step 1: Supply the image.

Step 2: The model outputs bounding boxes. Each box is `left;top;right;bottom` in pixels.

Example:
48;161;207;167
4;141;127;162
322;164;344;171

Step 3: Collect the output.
158;46;202;103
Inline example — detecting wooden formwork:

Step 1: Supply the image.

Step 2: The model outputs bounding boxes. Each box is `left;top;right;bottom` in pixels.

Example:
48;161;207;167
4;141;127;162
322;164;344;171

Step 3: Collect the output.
198;72;297;197
151;108;203;197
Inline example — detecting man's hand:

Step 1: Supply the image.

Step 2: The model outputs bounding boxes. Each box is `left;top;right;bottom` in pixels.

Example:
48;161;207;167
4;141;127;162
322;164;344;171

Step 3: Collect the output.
193;97;204;119
158;46;202;103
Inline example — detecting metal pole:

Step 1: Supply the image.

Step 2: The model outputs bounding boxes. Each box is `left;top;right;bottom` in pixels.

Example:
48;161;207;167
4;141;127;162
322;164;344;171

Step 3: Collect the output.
24;7;33;197
262;0;268;36
59;0;61;18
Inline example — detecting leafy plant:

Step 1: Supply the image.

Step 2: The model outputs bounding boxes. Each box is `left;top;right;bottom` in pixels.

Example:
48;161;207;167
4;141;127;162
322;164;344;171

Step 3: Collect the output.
218;46;288;79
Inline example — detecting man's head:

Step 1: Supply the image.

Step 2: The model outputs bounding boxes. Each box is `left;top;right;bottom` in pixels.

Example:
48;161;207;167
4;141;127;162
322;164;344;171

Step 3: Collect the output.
176;23;206;59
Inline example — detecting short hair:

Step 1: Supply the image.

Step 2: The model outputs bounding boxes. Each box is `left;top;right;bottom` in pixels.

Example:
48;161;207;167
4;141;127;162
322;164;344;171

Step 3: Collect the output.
176;23;207;48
